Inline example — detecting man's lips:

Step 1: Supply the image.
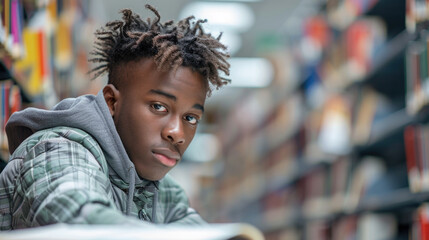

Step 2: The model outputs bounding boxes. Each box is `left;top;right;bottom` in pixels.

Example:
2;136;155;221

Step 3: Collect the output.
152;148;181;167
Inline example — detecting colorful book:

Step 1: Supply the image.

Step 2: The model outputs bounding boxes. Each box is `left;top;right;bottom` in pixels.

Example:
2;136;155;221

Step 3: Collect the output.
405;125;422;192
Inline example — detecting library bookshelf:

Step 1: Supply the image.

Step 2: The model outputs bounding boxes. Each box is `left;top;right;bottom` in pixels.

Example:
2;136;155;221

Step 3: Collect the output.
0;0;104;167
194;0;429;239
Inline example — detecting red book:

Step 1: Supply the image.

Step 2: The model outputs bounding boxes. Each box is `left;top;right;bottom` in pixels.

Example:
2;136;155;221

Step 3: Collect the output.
3;81;10;125
9;85;21;114
38;31;47;84
404;125;421;192
419;205;429;240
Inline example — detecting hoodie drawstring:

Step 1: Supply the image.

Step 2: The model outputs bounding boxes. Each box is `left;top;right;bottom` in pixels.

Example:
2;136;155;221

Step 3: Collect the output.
126;167;136;215
152;188;158;223
145;182;158;223
125;166;159;222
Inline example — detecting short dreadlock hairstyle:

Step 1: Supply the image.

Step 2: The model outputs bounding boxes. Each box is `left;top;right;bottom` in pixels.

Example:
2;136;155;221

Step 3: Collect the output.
89;4;230;96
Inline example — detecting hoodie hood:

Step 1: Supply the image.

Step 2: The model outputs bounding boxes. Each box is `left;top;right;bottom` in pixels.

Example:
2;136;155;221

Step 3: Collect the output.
6;90;146;189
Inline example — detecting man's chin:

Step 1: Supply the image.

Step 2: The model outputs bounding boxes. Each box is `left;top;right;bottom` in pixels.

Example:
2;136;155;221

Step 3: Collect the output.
137;169;169;181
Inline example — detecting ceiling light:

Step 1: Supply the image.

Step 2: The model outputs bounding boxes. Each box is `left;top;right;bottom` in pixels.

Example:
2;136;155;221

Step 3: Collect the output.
180;2;254;32
222;57;273;88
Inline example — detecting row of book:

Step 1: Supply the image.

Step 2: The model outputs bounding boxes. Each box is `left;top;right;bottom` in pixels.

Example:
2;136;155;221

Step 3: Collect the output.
219;14;392;156
200;81;400;220
202;153;412;239
406;30;429;115
317;17;386;90
1;0;56;101
205;16;394;166
260;156;395;226
406;0;429;33
262;202;429;240
201;140;408;231
219;84;394;174
306;213;397;240
0;0;59;59
0;0;26;59
412;203;429;240
326;0;380;30
405;124;429;193
1;0;103;107
306;85;395;158
0;80;21;151
198;85;407;238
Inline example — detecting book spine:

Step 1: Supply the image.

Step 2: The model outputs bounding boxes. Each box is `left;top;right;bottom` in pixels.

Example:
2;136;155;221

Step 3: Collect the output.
405;125;421;192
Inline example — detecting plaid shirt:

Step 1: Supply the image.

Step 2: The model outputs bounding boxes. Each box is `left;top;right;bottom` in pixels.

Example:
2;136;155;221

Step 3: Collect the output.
0;127;205;230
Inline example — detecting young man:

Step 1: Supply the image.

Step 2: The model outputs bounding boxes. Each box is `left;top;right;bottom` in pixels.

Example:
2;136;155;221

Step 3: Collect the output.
0;5;230;229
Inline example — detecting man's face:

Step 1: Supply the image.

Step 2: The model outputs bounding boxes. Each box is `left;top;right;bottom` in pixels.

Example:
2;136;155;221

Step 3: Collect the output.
104;58;206;181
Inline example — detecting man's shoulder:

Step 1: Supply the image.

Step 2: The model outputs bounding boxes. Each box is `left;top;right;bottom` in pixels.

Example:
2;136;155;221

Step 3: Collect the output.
12;126;103;160
9;126;109;177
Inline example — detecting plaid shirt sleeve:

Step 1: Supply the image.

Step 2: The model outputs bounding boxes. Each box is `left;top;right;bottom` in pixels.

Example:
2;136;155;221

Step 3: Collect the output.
8;132;149;228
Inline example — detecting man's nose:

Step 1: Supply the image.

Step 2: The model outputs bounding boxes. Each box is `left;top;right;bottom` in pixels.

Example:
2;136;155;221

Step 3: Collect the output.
162;116;185;145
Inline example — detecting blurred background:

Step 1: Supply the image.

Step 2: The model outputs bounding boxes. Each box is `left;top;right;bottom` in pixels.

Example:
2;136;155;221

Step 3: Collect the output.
1;0;428;239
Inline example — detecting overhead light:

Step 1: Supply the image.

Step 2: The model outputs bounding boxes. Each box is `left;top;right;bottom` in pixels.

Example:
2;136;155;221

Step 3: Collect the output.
179;2;254;32
180;2;254;56
221;57;273;88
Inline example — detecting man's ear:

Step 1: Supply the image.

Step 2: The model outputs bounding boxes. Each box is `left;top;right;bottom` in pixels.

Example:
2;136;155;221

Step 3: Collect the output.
103;84;120;117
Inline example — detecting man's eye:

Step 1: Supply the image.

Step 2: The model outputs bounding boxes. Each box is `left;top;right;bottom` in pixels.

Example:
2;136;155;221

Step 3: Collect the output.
152;104;167;112
185;115;199;125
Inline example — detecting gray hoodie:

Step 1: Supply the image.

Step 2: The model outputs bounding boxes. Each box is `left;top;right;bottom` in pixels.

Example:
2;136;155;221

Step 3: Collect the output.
7;91;135;186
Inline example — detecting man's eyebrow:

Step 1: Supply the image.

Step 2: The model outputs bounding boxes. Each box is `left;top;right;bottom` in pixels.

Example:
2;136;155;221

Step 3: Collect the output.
193;104;204;113
149;89;176;101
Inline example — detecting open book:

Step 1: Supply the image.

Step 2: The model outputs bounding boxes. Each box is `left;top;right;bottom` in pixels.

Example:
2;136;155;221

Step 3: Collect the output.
0;223;264;240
